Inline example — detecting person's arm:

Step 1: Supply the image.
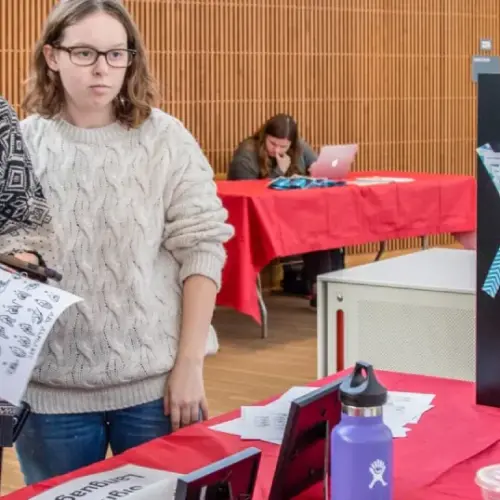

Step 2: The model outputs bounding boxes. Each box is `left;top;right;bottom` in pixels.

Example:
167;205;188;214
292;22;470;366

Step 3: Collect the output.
300;139;318;174
0;99;52;260
163;125;234;300
162;119;234;429
227;147;260;180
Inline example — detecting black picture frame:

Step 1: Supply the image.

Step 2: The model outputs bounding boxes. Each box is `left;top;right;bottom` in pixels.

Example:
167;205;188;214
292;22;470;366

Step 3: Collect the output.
174;447;261;500
268;380;343;500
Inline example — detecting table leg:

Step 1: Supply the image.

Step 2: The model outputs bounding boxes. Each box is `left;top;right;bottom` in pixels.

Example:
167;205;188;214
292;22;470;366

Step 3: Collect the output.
256;275;268;339
0;446;3;496
374;241;386;261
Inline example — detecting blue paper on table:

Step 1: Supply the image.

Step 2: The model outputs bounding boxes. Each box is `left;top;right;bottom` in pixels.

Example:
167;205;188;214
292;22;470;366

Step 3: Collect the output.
268;175;345;190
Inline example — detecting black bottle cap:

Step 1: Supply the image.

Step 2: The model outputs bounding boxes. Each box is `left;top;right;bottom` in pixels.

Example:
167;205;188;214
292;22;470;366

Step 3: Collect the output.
339;361;388;408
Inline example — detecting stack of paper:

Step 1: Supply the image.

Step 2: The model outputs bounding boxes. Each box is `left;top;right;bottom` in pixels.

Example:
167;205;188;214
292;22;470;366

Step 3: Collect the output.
348;176;415;186
211;387;435;444
383;391;435;438
211;386;316;445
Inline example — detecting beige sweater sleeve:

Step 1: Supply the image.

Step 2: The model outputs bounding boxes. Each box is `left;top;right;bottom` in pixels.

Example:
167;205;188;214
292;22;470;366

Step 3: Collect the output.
161;120;234;290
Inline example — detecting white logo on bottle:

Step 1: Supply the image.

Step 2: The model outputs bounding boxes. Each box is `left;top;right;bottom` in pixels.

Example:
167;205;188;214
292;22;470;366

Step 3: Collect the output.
369;459;388;489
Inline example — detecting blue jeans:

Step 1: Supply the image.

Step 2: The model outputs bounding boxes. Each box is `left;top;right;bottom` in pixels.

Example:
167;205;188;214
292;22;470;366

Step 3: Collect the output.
16;399;172;486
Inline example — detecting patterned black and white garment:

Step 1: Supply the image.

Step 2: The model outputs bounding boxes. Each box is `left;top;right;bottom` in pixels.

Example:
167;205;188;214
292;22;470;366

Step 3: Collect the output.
0;96;51;236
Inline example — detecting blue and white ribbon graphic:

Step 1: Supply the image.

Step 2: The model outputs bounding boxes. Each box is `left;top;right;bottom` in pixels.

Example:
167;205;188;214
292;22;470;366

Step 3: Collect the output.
478;143;500;298
482;247;500;298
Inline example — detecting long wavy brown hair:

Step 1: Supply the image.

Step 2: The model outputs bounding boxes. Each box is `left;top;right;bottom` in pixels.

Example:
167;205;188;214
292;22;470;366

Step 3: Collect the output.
22;0;158;128
252;114;302;178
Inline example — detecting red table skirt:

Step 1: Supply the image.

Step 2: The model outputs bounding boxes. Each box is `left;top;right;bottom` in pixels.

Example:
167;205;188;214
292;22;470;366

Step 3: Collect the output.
215;173;476;323
7;371;500;500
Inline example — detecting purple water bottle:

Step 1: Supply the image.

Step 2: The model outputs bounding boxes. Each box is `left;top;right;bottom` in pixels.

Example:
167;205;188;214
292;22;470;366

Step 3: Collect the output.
330;361;393;500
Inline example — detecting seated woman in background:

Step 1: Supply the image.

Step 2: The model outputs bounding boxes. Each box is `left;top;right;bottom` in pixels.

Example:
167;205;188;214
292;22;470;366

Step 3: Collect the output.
228;113;344;307
228;113;316;179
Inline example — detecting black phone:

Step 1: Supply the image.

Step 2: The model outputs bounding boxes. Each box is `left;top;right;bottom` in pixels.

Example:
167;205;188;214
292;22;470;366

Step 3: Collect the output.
0;254;62;282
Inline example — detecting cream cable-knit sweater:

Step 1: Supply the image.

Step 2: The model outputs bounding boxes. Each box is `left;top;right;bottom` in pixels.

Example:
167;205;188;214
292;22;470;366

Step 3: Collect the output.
2;109;234;414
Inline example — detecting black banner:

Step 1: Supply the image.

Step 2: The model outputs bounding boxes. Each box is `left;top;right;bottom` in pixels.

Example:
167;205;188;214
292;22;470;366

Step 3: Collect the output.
476;73;500;407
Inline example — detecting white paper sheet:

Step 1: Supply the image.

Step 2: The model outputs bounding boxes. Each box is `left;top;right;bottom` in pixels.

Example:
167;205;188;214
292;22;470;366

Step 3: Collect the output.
0;269;82;405
121;475;181;500
32;464;180;500
385;391;435;414
210;417;245;438
211;387;435;443
383;391;435;438
240;403;290;441
349;176;415;186
210;386;316;445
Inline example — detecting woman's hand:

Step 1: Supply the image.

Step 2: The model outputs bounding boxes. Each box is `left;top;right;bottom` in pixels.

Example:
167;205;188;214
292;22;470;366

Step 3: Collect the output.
0;252;48;282
13;252;39;265
308;161;317;175
164;357;209;432
0;252;39;274
276;153;291;174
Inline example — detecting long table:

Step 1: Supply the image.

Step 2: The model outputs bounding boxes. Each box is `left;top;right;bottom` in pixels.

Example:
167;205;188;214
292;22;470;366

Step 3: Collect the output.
7;371;500;500
216;173;476;324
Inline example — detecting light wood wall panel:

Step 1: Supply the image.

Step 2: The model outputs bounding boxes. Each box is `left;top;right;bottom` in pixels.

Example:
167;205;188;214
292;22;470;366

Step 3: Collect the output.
0;0;496;254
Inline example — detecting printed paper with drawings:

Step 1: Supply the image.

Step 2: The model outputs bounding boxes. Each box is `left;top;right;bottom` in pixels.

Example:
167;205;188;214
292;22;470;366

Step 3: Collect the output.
0;268;82;406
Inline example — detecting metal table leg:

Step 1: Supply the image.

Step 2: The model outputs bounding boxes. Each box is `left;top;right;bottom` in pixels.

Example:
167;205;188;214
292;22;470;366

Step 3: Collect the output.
256;275;268;339
0;446;3;496
374;241;386;261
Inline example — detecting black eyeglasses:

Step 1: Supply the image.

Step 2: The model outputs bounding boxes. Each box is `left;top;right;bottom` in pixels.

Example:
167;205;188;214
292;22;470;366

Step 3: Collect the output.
54;46;136;68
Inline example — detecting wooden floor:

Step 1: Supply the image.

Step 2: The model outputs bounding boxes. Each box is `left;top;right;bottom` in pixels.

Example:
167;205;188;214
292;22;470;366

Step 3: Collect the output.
0;247;447;495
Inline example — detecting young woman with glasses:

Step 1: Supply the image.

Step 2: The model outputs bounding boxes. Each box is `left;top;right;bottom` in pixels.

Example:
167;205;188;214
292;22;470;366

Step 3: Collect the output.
9;0;233;484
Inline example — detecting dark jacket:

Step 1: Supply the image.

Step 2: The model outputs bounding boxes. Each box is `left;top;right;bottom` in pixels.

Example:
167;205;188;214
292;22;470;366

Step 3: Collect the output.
0;96;51;236
227;138;317;180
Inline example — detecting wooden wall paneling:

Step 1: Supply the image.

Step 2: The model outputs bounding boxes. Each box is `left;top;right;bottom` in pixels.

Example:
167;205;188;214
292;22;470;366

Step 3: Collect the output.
0;0;498;255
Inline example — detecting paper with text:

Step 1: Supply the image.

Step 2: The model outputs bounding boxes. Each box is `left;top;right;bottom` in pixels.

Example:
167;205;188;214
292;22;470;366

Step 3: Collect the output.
241;402;290;441
383;391;435;438
32;464;181;500
120;476;180;499
211;387;435;442
211;386;316;444
0;269;82;405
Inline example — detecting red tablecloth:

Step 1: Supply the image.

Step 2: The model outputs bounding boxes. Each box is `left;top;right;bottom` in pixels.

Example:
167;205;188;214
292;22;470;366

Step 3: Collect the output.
216;173;476;322
7;371;500;500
